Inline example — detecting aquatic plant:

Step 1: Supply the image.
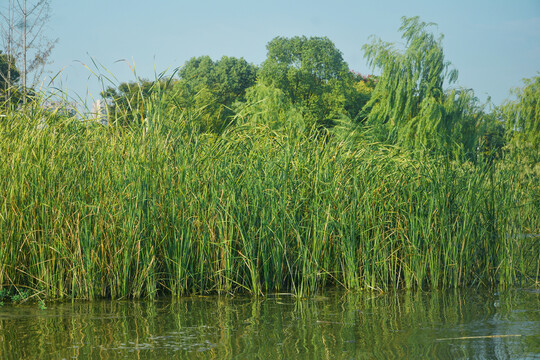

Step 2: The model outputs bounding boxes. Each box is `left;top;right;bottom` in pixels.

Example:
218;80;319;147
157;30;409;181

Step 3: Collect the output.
0;92;537;299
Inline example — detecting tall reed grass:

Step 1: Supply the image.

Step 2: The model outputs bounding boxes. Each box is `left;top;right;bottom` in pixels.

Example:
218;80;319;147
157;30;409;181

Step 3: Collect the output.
0;96;538;299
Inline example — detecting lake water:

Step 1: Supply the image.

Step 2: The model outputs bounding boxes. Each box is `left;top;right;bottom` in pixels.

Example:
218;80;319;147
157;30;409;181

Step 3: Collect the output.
0;288;538;359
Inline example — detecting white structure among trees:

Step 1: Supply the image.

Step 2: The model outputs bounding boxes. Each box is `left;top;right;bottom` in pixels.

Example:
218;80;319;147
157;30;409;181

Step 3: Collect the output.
91;99;109;126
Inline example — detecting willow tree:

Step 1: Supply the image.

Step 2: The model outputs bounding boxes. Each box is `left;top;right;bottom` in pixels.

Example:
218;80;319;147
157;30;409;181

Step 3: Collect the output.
362;16;470;155
502;75;539;162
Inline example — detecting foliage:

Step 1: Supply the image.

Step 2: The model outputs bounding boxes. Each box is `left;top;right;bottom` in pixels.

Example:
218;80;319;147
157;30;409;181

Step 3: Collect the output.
0;103;537;299
0;288;31;302
174;55;258;133
0;50;20;88
440;89;484;160
234;82;305;133
343;71;377;123
259;36;354;128
362;16;482;158
179;56;258;101
477;110;506;161
501;75;540;164
38;299;47;310
0;0;58;103
102;79;172;126
0;50;23;107
1;16;538;301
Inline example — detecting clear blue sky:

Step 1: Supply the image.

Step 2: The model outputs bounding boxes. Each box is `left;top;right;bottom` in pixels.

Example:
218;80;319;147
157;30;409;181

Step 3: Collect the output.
44;0;539;108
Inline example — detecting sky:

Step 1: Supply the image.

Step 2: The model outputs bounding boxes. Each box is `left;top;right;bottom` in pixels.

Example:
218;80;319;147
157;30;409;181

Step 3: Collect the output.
29;0;540;108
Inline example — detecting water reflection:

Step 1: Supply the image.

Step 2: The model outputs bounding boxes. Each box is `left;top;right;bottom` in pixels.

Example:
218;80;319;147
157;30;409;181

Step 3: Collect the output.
0;289;538;359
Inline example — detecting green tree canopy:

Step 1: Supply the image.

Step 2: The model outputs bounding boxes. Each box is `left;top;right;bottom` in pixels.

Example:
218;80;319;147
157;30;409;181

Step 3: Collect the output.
102;79;170;126
362;16;473;154
259;36;352;128
0;51;20;87
502;75;539;158
343;72;377;123
234;82;305;134
175;55;258;132
0;50;21;106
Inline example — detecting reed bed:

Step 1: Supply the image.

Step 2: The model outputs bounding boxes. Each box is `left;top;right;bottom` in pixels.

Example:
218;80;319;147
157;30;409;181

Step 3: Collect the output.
0;104;538;299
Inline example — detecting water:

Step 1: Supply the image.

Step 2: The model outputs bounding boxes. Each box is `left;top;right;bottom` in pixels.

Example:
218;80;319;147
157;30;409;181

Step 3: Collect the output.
0;288;538;359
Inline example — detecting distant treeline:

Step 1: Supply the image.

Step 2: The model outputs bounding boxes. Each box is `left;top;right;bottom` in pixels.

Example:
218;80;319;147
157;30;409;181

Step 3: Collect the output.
101;17;538;165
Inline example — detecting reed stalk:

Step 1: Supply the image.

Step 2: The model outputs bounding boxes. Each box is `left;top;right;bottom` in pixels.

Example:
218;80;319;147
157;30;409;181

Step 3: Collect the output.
0;94;538;299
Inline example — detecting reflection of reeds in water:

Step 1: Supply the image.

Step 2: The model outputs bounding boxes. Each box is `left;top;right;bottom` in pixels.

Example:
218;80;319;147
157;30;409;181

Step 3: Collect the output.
0;290;538;359
0;102;538;299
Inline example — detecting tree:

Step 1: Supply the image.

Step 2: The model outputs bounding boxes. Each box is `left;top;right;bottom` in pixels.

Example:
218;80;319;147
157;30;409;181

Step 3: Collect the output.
234;82;305;133
342;71;377;123
497;75;540;168
362;17;462;152
259;36;351;128
477;111;506;161
102;79;166;126
0;51;20;86
175;55;258;132
500;75;540;163
0;50;20;106
1;0;57;103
